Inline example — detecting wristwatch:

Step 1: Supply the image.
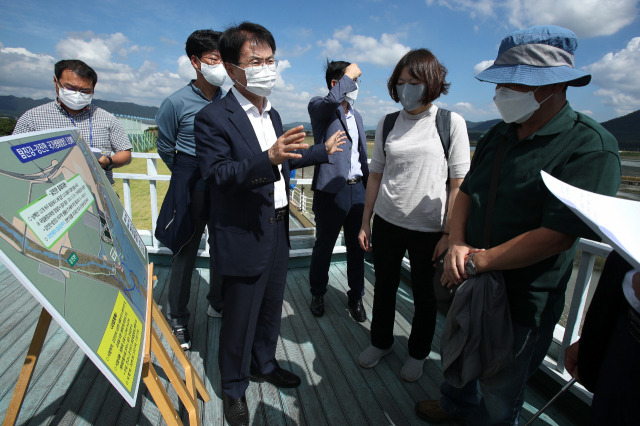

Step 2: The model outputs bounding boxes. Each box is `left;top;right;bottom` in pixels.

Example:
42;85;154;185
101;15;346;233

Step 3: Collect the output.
465;253;477;277
105;156;114;171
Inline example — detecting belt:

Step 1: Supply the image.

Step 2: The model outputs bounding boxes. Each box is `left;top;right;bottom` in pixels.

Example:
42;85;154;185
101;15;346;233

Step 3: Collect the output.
274;206;288;222
347;176;361;185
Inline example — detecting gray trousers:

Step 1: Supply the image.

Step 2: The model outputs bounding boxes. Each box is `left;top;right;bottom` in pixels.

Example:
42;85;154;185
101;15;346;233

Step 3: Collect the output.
166;187;223;328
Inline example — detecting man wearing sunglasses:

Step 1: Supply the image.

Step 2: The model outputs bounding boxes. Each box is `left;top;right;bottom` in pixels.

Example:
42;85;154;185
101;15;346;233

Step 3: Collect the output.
13;59;132;184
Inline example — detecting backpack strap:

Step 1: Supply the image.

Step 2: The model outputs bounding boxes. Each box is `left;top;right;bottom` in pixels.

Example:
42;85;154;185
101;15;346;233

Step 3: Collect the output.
435;108;451;160
381;108;452;160
381;111;401;156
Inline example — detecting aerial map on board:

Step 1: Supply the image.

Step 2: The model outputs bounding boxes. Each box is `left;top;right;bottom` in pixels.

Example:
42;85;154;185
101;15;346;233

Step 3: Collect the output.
0;128;148;406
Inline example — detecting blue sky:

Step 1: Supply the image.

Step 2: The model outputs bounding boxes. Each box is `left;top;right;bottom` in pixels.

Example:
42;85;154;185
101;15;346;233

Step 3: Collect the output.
1;0;638;127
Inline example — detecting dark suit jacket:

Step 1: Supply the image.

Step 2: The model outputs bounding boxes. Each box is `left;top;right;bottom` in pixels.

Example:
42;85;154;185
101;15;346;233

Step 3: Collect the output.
195;91;328;277
308;75;369;193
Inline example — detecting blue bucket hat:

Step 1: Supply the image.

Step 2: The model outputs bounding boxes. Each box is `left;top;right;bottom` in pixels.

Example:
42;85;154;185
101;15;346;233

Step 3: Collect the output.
476;25;591;87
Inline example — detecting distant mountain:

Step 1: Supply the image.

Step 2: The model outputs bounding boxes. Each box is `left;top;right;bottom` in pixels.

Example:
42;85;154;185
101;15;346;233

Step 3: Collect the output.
601;110;640;151
466;119;501;131
283;121;313;131
0;95;158;119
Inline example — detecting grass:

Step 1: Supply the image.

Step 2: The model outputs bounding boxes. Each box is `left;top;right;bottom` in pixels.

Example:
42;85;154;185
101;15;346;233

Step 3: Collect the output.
621;151;640;159
112;150;170;231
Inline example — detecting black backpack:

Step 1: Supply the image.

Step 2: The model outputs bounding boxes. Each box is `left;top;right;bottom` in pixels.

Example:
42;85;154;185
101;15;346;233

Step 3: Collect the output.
381;108;452;163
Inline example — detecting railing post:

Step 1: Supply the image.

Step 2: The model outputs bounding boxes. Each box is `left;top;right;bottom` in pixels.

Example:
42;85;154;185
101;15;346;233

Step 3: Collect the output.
123;179;132;217
557;251;596;373
147;157;159;249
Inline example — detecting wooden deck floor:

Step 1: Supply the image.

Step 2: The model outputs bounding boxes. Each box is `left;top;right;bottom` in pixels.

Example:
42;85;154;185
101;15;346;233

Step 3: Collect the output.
0;259;588;425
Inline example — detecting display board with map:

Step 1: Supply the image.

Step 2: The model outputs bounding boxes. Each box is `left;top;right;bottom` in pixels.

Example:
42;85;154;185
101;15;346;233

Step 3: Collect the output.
0;128;149;407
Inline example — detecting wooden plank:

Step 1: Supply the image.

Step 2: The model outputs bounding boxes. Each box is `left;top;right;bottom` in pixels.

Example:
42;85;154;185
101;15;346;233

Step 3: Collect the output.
188;268;213;425
286;268;385;425
202;300;223;426
278;273;336;425
2;326;79;424
2;308;52;426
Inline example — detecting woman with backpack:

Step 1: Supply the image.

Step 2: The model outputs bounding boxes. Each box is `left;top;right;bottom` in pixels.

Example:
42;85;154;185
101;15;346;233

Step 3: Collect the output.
357;49;470;382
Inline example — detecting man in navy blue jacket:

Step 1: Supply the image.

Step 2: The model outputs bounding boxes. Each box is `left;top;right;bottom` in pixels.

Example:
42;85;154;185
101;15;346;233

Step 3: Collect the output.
195;22;345;426
308;61;369;322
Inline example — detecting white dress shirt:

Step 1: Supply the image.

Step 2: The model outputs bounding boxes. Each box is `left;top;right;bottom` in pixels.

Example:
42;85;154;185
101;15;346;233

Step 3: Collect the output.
232;87;288;208
345;106;363;179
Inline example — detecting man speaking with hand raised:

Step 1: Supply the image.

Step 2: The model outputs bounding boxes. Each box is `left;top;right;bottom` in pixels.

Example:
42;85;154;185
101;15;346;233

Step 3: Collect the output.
195;22;346;426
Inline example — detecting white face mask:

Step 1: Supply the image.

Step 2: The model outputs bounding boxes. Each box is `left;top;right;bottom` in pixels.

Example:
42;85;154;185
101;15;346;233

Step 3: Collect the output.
345;84;358;105
197;60;227;87
233;64;277;97
493;87;551;124
57;84;93;110
396;84;426;112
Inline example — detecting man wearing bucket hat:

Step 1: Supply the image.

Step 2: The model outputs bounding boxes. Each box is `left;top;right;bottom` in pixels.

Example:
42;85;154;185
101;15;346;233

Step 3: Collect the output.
415;25;621;424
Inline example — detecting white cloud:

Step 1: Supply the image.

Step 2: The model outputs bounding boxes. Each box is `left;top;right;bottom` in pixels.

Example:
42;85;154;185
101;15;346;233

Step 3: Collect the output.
0;33;189;108
178;55;195;81
0;45;56;99
585;37;640;116
318;26;411;66
426;0;639;38
508;0;639;37
437;99;498;120
473;60;494;75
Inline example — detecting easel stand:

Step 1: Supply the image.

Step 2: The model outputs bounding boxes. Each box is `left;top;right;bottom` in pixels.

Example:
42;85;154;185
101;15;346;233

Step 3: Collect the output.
3;263;210;426
142;263;210;426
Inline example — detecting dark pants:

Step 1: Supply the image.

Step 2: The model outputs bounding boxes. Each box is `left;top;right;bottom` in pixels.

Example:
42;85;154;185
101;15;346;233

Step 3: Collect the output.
440;321;555;425
309;181;365;302
166;153;222;328
370;215;441;359
218;218;289;399
591;308;640;425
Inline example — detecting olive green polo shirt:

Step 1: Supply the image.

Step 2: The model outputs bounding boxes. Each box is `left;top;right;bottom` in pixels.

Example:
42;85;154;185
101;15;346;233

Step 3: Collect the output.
460;102;621;327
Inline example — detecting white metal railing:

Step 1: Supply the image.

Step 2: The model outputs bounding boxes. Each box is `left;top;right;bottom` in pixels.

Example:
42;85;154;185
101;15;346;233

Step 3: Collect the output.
117;152;609;400
290;185;313;212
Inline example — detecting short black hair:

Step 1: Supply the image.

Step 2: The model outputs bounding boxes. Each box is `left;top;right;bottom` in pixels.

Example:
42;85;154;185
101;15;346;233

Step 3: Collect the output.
185;29;222;58
325;60;350;89
219;22;276;65
387;49;450;105
54;60;98;87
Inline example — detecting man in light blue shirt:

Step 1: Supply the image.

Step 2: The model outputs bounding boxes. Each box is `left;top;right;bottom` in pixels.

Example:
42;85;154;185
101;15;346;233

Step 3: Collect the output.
155;29;226;350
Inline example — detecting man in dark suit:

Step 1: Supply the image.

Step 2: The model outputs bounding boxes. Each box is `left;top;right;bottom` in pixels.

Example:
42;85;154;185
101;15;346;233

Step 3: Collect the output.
308;61;369;322
195;22;345;426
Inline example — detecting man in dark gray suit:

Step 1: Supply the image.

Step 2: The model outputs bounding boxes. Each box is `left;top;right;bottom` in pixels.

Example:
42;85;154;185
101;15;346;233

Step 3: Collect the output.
308;61;369;322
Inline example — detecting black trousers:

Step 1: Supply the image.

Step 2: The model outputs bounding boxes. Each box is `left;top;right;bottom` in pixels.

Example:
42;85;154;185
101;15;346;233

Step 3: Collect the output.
370;215;441;359
590;307;640;425
309;182;365;301
218;218;289;399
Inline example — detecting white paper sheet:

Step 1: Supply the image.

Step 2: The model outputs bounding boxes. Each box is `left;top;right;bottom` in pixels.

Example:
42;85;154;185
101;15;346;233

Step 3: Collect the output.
541;171;640;271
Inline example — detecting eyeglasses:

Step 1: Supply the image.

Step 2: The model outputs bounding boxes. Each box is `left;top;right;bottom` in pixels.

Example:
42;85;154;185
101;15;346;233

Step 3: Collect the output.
56;80;94;95
236;58;279;72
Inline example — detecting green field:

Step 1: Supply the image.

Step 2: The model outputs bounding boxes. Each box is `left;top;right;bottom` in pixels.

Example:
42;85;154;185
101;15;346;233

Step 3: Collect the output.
112;151;170;231
114;142;636;231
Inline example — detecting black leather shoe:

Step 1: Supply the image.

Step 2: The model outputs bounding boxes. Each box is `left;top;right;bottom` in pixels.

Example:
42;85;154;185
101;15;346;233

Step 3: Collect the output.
310;295;324;317
251;367;301;388
348;298;367;322
223;394;249;426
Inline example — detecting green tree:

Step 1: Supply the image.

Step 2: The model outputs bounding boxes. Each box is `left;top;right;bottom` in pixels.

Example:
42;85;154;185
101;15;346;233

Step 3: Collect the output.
0;117;16;136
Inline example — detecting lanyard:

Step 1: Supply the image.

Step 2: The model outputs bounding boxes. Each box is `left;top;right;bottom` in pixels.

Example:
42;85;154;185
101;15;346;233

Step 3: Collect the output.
65;108;93;147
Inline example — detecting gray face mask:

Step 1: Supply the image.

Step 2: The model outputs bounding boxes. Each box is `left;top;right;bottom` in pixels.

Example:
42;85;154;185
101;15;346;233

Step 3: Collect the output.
396;84;426;112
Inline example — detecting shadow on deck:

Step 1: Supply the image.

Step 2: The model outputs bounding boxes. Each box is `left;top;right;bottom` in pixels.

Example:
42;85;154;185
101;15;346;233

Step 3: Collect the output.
0;260;588;425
